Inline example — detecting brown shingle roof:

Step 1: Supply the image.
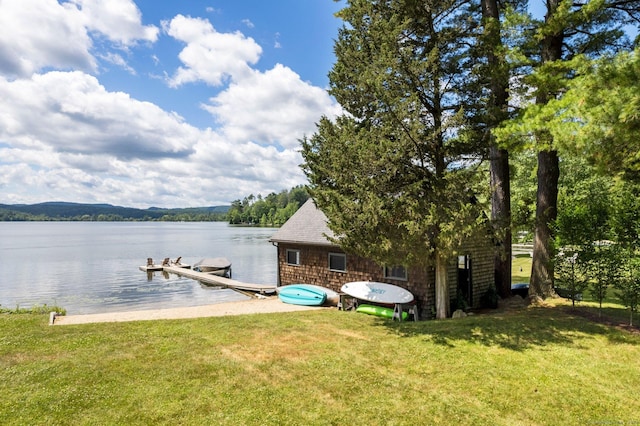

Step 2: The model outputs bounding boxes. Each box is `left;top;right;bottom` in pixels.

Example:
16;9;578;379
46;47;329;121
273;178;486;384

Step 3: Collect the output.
269;198;337;246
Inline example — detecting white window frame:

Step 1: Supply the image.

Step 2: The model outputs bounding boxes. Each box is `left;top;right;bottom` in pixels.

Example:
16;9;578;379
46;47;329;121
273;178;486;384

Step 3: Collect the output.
328;252;347;272
286;249;300;266
384;265;408;281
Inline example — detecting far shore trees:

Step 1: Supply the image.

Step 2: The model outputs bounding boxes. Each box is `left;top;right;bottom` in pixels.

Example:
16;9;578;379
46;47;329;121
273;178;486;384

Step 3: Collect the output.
227;186;309;226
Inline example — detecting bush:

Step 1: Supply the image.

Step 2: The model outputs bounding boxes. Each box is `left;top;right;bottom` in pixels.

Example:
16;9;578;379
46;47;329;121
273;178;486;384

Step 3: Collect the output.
480;285;499;309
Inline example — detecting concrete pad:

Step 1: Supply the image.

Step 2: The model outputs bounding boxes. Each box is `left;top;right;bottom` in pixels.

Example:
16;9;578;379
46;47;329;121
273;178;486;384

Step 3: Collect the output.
52;297;323;325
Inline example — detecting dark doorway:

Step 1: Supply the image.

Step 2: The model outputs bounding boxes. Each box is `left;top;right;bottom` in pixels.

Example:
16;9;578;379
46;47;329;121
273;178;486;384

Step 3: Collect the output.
457;255;473;308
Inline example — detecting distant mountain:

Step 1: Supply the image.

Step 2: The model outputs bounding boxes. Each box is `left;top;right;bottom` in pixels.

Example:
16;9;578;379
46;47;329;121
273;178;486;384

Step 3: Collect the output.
0;202;230;221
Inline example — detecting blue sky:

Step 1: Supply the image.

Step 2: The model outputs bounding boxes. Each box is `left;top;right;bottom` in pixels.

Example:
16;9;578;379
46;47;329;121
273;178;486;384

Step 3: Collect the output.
0;0;343;208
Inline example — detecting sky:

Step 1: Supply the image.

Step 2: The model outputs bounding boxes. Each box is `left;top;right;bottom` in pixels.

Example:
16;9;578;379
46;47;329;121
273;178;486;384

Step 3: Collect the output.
0;0;344;208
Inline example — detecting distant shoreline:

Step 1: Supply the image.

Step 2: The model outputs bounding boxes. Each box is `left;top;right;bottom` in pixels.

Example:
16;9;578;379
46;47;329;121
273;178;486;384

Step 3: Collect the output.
0;201;229;222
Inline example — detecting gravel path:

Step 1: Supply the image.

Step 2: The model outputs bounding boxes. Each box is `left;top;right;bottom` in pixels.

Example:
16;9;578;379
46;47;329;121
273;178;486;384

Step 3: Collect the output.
52;297;324;325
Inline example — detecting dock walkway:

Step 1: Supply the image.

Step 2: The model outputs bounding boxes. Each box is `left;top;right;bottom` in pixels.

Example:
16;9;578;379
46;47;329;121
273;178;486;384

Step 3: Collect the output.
161;265;276;294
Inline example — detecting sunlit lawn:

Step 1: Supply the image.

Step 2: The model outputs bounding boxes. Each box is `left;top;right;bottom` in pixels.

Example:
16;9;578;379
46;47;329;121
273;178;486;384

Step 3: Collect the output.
0;254;637;424
512;254;532;284
2;306;640;425
511;254;637;325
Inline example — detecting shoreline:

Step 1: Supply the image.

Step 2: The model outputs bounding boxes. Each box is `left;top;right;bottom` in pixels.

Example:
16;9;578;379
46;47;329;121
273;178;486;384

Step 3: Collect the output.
52;297;324;325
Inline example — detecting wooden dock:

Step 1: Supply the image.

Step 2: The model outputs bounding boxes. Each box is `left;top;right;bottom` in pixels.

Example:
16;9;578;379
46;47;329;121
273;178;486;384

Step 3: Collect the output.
162;265;276;294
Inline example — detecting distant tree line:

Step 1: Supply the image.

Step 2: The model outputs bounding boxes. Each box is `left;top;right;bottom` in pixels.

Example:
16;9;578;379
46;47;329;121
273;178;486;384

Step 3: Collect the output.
0;187;310;224
0;203;228;222
227;186;309;226
0;210;227;222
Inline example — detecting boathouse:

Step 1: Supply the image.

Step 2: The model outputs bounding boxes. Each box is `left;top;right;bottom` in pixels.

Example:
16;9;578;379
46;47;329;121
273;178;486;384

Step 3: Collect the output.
269;199;495;319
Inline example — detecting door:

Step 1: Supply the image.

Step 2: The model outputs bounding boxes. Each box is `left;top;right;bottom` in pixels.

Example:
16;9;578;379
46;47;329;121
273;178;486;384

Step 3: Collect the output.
457;255;473;308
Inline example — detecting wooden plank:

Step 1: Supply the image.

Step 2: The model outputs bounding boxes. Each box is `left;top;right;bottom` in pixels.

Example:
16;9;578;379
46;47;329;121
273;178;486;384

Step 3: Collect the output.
162;265;276;294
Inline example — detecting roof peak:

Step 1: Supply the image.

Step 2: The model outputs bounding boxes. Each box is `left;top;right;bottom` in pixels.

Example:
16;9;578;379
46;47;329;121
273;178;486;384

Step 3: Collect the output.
269;198;336;246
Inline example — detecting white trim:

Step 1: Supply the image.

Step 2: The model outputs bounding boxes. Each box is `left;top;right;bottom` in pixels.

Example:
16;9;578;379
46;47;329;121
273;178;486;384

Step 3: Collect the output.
328;252;346;272
286;249;300;266
384;265;408;281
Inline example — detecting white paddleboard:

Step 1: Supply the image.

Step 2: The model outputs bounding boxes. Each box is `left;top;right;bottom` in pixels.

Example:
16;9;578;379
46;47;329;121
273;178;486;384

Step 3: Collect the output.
341;281;414;304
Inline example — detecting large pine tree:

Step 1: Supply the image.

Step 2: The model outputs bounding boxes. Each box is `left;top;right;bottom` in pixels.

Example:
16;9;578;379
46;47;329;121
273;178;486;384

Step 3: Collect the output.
502;0;639;297
301;0;486;319
477;0;524;297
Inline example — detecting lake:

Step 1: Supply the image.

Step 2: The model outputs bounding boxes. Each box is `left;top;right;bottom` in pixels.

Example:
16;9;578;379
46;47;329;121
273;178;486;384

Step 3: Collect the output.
0;222;279;314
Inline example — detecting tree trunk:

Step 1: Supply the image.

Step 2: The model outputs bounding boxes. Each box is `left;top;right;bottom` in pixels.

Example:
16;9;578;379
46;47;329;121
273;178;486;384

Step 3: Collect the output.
482;0;512;298
435;249;450;319
530;149;559;297
530;0;563;298
491;146;512;298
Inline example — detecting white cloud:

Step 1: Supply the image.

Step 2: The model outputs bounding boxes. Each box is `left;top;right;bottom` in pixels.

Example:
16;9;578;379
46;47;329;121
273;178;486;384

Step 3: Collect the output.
0;72;194;158
165;14;261;87
0;0;158;78
203;64;341;150
0;70;327;207
0;0;94;77
98;52;136;74
242;19;255;29
0;3;339;208
68;0;159;46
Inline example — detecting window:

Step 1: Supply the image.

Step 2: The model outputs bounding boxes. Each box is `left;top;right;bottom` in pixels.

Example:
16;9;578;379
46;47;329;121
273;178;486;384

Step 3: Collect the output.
384;265;407;281
328;253;346;272
286;249;300;266
458;255;470;269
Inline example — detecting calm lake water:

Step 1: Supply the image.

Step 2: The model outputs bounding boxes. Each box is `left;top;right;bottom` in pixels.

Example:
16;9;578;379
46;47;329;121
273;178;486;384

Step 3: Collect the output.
0;222;278;314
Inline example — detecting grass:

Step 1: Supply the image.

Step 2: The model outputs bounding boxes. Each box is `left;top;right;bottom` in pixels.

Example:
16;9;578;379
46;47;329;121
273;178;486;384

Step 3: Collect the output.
510;254;637;326
567;287;637;326
512;254;532;284
2;307;640;425
0;304;66;315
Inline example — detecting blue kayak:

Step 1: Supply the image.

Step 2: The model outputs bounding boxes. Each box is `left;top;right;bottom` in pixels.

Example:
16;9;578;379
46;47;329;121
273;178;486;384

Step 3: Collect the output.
277;284;327;306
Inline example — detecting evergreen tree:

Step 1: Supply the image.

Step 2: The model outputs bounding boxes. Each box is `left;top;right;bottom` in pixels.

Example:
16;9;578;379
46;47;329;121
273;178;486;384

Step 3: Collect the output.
476;0;528;297
497;0;638;297
302;0;485;319
523;49;640;182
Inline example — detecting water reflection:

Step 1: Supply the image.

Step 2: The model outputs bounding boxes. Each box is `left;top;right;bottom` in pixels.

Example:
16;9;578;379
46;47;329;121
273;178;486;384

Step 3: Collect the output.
0;222;277;314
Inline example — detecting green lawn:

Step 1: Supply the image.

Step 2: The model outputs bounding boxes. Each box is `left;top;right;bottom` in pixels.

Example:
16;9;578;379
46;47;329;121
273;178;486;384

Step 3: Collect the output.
2;307;640;425
512;254;532;284
510;254;637;326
